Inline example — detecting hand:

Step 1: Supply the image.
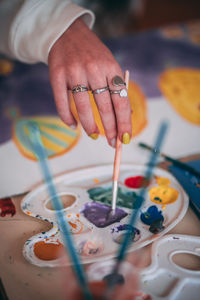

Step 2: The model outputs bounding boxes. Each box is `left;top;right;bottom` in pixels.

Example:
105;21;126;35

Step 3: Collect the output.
48;18;132;147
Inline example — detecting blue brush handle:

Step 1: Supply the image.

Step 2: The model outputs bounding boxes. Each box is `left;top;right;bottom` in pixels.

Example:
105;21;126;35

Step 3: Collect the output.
27;122;92;300
117;122;168;263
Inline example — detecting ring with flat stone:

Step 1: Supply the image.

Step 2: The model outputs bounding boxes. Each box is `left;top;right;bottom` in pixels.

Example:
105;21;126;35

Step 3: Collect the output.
109;88;128;98
72;85;89;94
92;86;109;95
112;75;126;87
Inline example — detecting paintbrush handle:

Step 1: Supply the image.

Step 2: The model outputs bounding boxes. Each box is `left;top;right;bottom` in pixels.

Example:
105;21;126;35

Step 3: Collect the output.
27;122;92;300
139;143;200;178
113;137;122;181
162;155;200;178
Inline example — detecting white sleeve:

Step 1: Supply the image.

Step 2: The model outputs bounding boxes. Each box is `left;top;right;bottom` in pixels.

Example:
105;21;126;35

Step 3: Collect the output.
0;0;95;64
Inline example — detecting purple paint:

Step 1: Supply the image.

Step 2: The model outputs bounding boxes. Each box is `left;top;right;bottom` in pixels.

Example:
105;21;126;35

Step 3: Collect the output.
111;224;141;244
81;202;127;228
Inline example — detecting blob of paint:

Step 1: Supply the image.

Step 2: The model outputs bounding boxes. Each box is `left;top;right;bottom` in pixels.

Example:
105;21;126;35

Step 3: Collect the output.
34;241;64;260
140;206;164;225
124;176;149;189
65;213;84;234
88;186;140;209
140;206;165;234
81;202;127;228
78;240;103;256
0;197;16;217
111;224;141;244
149;219;165;234
149;186;179;204
156;176;170;186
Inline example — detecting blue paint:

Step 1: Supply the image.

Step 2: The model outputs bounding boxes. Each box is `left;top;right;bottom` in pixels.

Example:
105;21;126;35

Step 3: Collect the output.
140;205;164;225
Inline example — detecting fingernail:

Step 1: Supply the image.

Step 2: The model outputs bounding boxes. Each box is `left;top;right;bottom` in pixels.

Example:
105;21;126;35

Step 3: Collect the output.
70;124;77;130
110;138;116;148
90;133;99;140
122;132;130;144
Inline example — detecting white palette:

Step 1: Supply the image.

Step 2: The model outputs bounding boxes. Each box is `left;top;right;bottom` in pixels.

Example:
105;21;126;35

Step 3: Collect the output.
21;164;189;267
140;234;200;300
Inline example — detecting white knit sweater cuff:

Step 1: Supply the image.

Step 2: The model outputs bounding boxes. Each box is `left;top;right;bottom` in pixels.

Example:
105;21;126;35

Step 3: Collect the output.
9;1;95;64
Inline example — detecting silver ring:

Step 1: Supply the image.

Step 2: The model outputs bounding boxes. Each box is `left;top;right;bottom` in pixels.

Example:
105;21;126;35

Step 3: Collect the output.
92;86;109;95
109;88;128;98
112;75;126;87
72;85;89;94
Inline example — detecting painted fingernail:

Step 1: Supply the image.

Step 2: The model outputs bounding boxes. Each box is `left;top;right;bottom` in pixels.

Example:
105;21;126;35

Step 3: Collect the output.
110;138;116;148
122;132;130;144
90;133;99;140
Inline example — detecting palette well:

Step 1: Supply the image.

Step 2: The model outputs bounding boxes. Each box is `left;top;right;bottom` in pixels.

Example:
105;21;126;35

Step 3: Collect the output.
21;164;189;267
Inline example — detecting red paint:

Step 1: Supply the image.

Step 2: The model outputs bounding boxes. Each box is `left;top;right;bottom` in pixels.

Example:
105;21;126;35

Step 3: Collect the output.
0;197;16;217
124;176;148;189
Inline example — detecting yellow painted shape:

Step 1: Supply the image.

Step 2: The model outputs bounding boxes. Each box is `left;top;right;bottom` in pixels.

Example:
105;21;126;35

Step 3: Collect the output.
70;80;147;137
149;185;179;205
156;176;170;186
159;68;200;125
12;116;81;161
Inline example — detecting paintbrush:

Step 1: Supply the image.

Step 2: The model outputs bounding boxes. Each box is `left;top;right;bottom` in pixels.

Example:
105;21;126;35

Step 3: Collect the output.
104;122;168;299
110;70;130;216
27;122;93;300
139;142;200;178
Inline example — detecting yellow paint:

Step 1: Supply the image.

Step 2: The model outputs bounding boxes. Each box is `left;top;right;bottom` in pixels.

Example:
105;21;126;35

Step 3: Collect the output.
159;68;200;125
12;116;81;161
156;176;170;186
90;133;99;140
122;132;130;144
149;185;179;204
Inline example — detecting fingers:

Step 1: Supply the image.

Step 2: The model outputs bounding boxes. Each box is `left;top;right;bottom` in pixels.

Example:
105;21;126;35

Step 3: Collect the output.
49;70;77;128
69;75;99;138
89;78;117;147
108;72;132;144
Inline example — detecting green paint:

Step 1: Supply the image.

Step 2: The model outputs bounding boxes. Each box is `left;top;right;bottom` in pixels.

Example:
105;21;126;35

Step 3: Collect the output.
87;186;141;209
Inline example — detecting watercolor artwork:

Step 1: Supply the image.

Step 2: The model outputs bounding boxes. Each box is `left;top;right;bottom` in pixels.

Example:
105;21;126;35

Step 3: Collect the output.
21;164;188;267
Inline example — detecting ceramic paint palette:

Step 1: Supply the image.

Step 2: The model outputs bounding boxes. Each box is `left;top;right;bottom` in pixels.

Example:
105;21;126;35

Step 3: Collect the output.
140;234;200;300
21;164;189;267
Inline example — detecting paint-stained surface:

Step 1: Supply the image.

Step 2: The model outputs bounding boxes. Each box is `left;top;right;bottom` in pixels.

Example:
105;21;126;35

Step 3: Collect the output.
149;185;179;204
81;202;127;228
124;175;149;188
111;224;141;244
87;186;141;209
0;197;16;217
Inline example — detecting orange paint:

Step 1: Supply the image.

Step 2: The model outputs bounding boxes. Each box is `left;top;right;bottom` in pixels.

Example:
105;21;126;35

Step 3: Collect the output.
34;241;64;261
68;221;77;229
93;178;100;184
